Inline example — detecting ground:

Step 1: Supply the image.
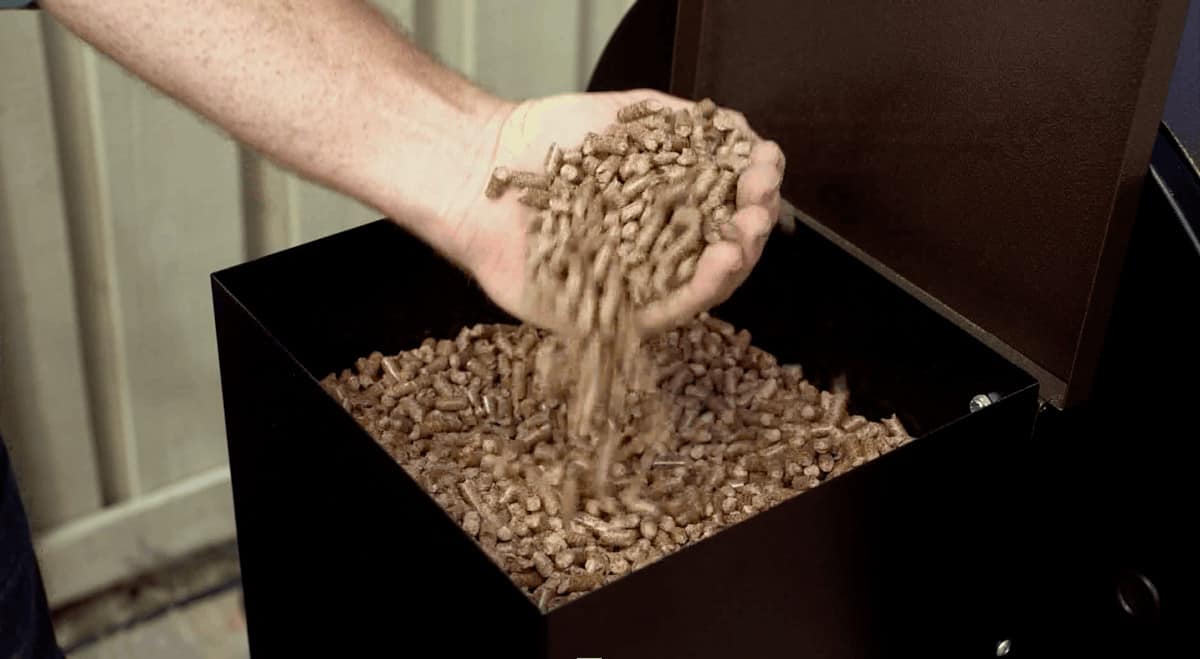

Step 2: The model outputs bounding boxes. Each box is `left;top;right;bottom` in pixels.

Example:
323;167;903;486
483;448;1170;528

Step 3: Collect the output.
52;542;247;658
70;589;248;659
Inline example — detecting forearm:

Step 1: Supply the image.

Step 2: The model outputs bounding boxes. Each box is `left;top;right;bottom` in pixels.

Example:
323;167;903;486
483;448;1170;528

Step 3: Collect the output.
41;0;510;259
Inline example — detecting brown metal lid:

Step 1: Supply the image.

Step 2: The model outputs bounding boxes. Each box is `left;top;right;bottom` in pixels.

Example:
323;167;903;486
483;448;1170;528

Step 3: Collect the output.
671;0;1188;405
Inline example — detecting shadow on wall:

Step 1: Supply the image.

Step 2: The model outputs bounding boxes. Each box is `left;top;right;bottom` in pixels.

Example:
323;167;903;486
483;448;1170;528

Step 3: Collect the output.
0;145;50;522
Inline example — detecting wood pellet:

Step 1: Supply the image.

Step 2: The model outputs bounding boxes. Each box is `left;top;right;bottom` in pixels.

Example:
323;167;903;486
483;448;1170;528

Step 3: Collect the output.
322;315;910;611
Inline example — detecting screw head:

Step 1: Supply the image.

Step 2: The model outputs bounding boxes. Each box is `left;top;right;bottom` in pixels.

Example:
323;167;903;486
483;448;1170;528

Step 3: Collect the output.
996;639;1011;656
969;394;994;413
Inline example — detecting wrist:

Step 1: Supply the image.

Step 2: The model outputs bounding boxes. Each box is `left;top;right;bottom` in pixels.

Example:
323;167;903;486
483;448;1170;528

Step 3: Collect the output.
359;86;513;267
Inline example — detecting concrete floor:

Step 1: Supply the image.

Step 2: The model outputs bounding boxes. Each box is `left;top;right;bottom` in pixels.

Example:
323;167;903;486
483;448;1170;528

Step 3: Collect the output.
69;588;248;659
52;542;247;658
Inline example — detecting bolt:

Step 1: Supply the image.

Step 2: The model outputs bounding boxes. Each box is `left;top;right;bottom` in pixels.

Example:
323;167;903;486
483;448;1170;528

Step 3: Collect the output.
969;393;999;413
995;639;1011;656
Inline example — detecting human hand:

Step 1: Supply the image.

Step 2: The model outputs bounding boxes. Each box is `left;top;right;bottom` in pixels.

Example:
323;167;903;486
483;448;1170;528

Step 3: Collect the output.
440;89;785;333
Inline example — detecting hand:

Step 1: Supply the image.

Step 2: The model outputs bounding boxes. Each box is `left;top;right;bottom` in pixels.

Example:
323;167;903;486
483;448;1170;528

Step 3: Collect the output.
440;89;785;333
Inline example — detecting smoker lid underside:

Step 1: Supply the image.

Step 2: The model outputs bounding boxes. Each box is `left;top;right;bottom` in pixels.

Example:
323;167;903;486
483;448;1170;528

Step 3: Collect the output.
669;0;1189;406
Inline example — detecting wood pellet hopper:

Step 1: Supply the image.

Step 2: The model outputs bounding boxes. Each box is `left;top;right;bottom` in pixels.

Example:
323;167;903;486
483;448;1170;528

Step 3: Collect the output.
212;1;1197;656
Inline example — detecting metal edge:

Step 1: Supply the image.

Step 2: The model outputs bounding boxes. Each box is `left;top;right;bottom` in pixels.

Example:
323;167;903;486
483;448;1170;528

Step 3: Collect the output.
1062;0;1192;407
782;202;1066;407
1150;130;1200;255
1163;122;1200;191
210;268;545;620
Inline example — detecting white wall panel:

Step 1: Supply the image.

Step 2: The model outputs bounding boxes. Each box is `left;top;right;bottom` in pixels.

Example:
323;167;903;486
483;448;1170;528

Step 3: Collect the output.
0;0;631;607
0;14;103;532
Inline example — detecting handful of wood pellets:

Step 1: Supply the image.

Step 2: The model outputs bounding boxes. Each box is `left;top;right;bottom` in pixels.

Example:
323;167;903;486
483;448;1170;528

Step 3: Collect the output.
486;97;749;321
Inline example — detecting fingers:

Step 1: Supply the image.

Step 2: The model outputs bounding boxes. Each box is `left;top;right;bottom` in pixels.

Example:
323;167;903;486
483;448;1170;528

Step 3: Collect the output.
707;205;772;306
636;140;780;333
637;241;743;334
637;169;778;334
736;161;782;210
751;140;785;175
731;204;773;265
736;160;781;252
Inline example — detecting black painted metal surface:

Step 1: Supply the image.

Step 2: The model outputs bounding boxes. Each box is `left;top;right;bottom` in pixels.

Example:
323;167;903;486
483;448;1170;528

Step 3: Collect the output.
586;0;677;94
213;217;1036;657
585;2;1198;656
1018;130;1200;659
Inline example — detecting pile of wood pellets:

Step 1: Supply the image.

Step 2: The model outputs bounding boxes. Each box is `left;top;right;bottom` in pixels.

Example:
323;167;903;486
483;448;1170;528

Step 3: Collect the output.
322;316;909;611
